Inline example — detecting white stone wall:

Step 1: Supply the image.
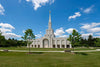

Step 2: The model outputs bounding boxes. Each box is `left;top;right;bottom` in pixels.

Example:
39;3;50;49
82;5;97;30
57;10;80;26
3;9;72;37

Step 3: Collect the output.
29;37;71;48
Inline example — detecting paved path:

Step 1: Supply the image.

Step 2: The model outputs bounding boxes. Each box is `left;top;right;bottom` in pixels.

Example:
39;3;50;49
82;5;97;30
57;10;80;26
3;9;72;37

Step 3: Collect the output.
0;49;100;53
72;49;100;52
0;50;64;52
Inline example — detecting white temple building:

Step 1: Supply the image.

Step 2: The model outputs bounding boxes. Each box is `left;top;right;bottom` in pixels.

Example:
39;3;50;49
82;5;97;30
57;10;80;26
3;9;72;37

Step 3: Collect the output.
29;11;72;48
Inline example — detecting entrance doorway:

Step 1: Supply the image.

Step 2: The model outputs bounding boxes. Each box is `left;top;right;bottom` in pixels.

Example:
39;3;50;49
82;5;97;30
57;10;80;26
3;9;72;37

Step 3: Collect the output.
43;39;49;48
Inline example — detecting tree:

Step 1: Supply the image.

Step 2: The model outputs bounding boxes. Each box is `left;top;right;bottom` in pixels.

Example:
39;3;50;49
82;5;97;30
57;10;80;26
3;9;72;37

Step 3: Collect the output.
94;38;100;47
80;38;88;47
17;40;27;47
88;35;94;47
22;29;35;53
67;29;81;50
0;31;6;47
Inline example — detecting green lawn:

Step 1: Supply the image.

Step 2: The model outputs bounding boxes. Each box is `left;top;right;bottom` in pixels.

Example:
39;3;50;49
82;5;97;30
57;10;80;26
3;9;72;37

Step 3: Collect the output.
0;51;100;67
0;47;96;51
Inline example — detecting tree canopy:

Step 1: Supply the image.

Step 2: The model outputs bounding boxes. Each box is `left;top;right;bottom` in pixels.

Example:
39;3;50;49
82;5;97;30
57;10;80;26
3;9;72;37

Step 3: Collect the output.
67;29;81;47
22;29;35;40
22;29;35;53
68;29;100;47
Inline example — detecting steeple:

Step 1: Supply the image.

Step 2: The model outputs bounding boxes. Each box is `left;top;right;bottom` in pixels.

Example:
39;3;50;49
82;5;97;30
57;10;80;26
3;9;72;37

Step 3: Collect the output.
48;11;52;29
45;11;55;37
49;11;51;22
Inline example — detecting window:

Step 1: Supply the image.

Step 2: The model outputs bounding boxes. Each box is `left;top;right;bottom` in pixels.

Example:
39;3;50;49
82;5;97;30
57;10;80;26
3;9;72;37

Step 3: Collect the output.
53;45;55;48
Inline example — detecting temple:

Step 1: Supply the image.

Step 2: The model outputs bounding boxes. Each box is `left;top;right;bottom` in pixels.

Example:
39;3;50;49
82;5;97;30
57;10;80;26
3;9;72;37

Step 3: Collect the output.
28;11;72;48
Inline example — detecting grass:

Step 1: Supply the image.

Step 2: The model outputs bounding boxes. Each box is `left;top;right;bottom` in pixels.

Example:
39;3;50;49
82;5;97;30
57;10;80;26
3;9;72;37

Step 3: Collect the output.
0;47;96;51
0;51;100;67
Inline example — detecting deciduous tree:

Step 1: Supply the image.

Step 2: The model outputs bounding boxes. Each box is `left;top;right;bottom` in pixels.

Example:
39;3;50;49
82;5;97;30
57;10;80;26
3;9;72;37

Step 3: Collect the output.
22;29;35;53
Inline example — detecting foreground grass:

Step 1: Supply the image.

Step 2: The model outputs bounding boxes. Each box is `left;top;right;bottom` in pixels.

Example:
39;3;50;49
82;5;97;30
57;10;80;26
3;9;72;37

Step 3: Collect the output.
0;47;96;51
0;51;100;67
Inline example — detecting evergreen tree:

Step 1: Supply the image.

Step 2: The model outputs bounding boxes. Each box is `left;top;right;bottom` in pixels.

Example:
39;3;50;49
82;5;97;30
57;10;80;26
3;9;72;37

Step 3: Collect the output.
94;38;100;47
0;31;6;47
88;35;94;47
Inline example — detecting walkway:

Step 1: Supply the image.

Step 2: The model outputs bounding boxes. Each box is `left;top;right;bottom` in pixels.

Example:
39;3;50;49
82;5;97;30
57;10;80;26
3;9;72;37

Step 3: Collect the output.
0;49;100;52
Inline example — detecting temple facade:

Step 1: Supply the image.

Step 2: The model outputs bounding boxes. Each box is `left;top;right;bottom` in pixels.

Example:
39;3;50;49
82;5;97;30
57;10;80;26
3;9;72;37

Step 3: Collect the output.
28;11;72;48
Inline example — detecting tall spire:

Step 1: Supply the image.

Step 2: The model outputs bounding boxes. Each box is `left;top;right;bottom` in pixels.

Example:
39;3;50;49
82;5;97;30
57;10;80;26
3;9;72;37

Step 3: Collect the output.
48;10;52;29
49;11;51;22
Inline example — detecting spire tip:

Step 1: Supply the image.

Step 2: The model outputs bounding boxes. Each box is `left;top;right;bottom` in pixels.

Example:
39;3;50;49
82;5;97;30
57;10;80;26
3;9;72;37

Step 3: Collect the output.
49;10;51;14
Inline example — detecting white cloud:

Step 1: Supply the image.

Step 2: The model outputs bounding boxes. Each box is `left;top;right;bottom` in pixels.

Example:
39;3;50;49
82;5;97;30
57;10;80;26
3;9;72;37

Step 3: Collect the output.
81;22;100;33
0;4;5;15
0;23;15;29
80;8;83;11
26;0;30;2
89;27;100;33
59;35;67;37
50;0;54;4
2;33;21;39
22;30;25;33
65;28;78;34
94;36;100;38
35;34;42;38
35;31;42;38
40;31;42;33
54;27;65;36
19;0;21;3
83;5;94;13
0;28;11;33
81;24;91;29
81;33;93;39
80;31;84;34
54;27;67;37
26;0;55;10
68;12;81;20
0;23;14;33
0;23;21;39
95;33;100;35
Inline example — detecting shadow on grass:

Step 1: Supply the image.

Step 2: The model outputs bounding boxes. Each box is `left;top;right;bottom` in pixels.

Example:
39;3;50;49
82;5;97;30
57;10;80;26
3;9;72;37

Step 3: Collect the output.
75;52;88;55
32;52;44;54
26;52;44;54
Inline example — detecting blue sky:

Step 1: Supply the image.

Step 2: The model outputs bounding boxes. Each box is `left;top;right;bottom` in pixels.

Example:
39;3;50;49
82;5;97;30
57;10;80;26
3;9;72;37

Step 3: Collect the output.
0;0;100;39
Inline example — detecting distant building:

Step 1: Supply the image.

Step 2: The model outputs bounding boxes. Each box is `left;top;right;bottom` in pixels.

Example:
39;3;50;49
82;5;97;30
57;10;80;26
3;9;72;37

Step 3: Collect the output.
28;11;72;48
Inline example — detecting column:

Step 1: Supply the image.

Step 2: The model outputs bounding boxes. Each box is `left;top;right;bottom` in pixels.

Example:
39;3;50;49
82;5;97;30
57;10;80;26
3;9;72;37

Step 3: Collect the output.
55;40;57;48
60;40;61;48
70;44;72;48
50;39;52;48
51;39;53;48
40;40;42;48
36;44;38;48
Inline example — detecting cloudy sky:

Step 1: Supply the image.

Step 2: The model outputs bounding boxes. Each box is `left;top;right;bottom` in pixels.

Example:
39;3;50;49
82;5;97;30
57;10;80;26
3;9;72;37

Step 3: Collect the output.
0;0;100;39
